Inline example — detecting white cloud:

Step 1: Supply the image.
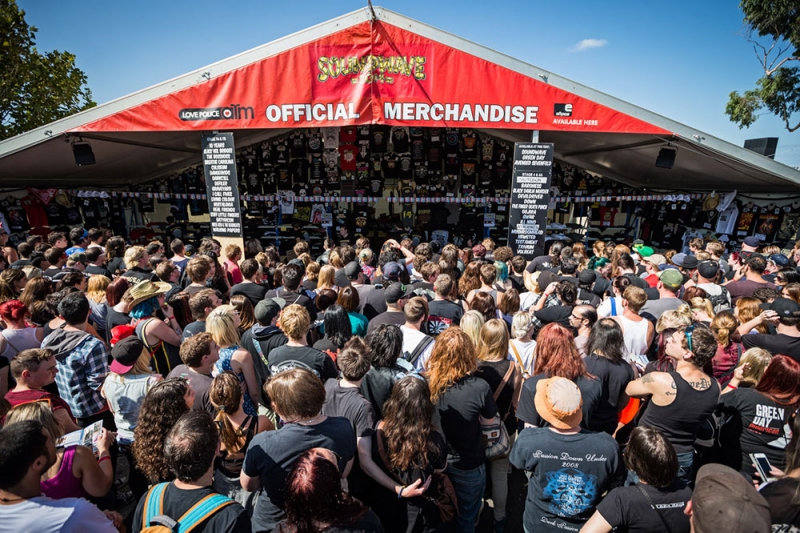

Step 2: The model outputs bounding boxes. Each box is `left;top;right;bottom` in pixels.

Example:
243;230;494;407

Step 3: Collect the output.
570;39;608;52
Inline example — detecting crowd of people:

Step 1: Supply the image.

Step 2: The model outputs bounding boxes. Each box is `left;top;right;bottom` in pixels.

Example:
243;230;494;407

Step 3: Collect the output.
1;225;800;533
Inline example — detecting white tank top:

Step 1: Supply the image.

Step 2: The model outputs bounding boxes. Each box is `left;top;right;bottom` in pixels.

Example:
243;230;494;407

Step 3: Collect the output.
618;315;650;357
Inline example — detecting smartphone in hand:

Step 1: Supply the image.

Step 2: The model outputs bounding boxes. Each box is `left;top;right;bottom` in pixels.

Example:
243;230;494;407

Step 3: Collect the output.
750;453;776;483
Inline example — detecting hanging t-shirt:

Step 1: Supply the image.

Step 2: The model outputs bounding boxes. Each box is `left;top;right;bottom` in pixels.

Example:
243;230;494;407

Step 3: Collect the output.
736;205;758;236
716;204;739;234
272;138;290;165
461;130;479;158
339;145;357;171
258;142;273;168
323;149;339;169
495;142;511;169
390;127;409;153
321;127;339;150
80;198;100;228
410;137;426;163
307;132;323;156
21;195;48;228
340;125;356;143
357;138;371;162
599;206;618;227
444;129;461;156
480;137;495;163
289;158;309;183
288;132;307;159
370;126;389;153
383;152;402;180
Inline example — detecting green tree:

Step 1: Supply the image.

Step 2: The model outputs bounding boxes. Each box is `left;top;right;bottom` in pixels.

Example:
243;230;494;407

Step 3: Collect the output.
0;0;95;140
726;0;800;132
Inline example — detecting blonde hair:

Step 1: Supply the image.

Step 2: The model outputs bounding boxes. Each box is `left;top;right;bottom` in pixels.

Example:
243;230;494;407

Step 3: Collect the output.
87;275;110;304
318;265;336;291
124;246;146;269
108;348;154;380
476;319;510;362
279;304;310;340
6;401;64;439
460;310;485;349
206;304;241;348
328;250;344;269
656;305;693;333
711;311;737;348
305;262;320;282
511;311;534;339
689;297;715;319
736;297;769;334
737;348;772;387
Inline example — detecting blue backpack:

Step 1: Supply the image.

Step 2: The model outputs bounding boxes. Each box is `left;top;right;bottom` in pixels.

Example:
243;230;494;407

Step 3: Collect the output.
141;482;235;532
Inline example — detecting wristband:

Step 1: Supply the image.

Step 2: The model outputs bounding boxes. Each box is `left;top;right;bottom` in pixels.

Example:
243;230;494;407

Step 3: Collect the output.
98;455;111;464
397;486;405;498
726;383;737;390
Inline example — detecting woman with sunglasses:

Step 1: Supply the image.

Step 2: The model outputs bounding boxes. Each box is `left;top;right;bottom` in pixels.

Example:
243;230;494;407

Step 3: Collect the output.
625;324;720;485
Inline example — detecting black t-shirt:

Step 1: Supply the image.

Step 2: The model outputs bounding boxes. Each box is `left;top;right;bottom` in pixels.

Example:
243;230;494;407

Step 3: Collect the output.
230;282;268;308
583;355;636;435
433;375;498;470
372;424;447;488
526;255;554;273
132;483;251;533
322;380;375;438
509;427;623;533
354;285;386;321
84;264;113;278
265;288;317;321
107;257;126;275
105;307;130;344
759;477;800;532
718;387;792;478
534;305;573;329
517;374;602;430
242;417;356;532
596;482;692;533
475;359;517;434
360;366;403;421
267;345;338;381
366;311;406;335
181;320;206;341
428;299;464;327
741;333;800;361
121;267;159;285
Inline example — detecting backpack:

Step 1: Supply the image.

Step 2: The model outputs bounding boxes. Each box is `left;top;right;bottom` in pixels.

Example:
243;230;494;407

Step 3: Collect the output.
141;482;235;532
707;286;731;313
402;335;434;366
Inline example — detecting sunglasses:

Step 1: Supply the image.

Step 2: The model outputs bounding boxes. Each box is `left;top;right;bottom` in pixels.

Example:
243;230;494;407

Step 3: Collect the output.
684;324;700;352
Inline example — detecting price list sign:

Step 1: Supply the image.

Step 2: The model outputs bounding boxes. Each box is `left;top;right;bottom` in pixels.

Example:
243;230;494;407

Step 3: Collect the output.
201;133;243;237
507;142;554;259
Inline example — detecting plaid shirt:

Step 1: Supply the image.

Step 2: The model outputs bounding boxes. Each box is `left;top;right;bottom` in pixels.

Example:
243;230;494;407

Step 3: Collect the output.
529;293;562;332
50;334;109;419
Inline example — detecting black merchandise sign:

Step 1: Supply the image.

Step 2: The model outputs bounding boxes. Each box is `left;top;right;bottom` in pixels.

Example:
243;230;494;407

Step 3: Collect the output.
507;142;553;259
201;133;243;237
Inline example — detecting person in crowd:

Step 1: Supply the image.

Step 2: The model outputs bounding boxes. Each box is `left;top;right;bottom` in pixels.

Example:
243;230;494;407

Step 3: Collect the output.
470;290;499;324
460;310;485;350
104;236;126;277
167;332;219;411
133;410;251;532
525;241;563;275
128;280;182;377
230;258;267;307
202;250;232;298
757;413;800;530
367;282;413;334
613;286;654;361
427;273;465;334
360;324;406;420
207;304;260;416
475;318;523;531
709;310;743;386
727;255;777;304
425;327;499;533
5;402;115;503
347;261;387;320
181;288;222;341
6;348;80;432
241;368;357;532
182;256;213;298
0;267;27;303
517;323;601;429
241;297;288;388
736;297;800;359
337;286;369;337
84;247;112;279
467;263;504;306
596;275;631;318
210;371;273;512
400;296;435;370
317;265;338;295
312;303;352;357
734;295;769;333
0;420;122;532
302;261;320;292
85;274;110;341
230;294;256;335
266;262;318;321
169;239;189;273
640;269;685;322
20;275;51;310
583;318;636;435
275;448;383;533
625;324;720;484
570;304;597;357
531;279;577;331
685;463;771;533
132;378;193;485
509;311;536;376
42;247;66;279
223;244;244;285
717;354;800;480
104;277;131;343
581;426;691;533
268;303;338;381
101;334;161;498
498;287;520;328
41;292;111;428
688;296;715;325
510;377;623;533
0;299;45;359
120;246;157;285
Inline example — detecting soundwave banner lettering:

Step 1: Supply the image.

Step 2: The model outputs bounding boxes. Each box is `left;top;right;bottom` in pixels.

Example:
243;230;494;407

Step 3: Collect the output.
201;133;243;237
74;22;669;135
508;143;554;260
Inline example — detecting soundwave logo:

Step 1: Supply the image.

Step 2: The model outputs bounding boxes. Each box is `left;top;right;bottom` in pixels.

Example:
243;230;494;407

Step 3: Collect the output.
554;104;573;117
179;104;254;121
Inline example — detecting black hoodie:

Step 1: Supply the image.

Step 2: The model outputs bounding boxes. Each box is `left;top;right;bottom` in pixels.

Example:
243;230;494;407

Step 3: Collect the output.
240;324;288;386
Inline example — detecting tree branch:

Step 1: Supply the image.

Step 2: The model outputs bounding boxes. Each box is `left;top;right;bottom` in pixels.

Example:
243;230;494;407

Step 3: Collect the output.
767;56;800;76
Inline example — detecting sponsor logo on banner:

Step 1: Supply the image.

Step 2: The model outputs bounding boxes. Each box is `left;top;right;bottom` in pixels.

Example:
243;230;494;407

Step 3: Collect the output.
316;54;428;85
179;104;254;121
554;104;573;117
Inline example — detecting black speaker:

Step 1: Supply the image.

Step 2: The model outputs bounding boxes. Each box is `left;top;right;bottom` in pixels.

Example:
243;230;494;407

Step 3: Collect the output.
655;148;676;169
744;138;778;159
72;143;96;166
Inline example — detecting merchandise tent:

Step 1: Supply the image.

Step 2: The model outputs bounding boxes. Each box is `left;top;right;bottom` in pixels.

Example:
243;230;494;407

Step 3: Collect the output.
1;6;799;248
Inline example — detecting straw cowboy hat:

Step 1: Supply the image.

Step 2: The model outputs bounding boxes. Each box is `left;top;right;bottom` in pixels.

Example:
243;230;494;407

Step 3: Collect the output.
128;280;172;309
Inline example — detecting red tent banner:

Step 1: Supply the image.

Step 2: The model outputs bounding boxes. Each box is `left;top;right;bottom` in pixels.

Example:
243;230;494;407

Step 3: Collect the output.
74;21;670;135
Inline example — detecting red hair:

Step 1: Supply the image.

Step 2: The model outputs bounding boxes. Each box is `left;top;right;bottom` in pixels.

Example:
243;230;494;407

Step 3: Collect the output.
534;323;592;380
757;355;800;407
0;299;27;322
105;277;130;307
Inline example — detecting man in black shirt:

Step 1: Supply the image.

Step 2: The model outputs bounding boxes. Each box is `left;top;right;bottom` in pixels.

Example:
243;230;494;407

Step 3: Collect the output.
230;258;268;307
267;304;337;381
241;297;288;391
366;282;413;335
346;261;386;320
265;263;317;321
8;242;32;268
133;411;251;531
83;247;112;278
736;297;800;361
427;273;465;334
182;289;222;341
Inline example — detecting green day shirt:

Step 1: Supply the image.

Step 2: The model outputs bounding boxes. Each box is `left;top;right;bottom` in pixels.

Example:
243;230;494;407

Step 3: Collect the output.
510;427;623;533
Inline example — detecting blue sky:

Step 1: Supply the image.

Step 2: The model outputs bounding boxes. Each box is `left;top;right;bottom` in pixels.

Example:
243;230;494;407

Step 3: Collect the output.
18;0;800;169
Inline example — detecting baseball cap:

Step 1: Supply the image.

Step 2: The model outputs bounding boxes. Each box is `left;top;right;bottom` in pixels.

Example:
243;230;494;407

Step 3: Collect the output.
691;463;770;533
657;269;684;289
534;377;583;430
384;282;413;304
697;261;719;280
760;297;800;318
671;253;688;267
644;254;666;267
743;236;761;248
254;297;286;324
67;252;87;265
382;261;404;282
184;244;196;257
110;336;145;374
682;256;699;270
769;253;790;267
344;261;362;280
636;246;654;258
578;270;597;285
538;270;560;292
